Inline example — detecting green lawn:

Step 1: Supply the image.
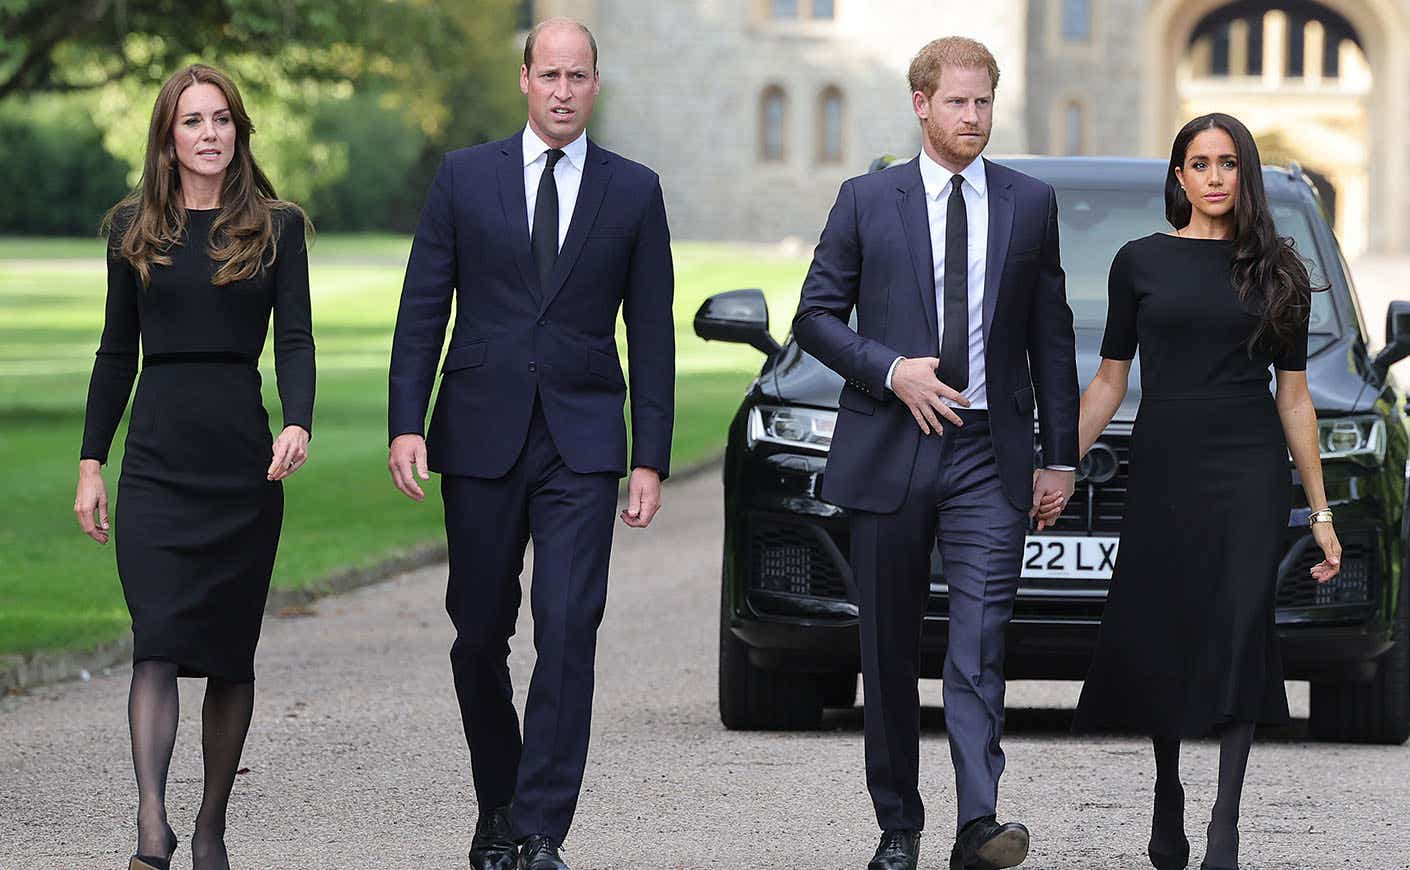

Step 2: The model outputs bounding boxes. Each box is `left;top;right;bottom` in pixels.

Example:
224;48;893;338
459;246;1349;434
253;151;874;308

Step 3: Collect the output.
0;235;810;657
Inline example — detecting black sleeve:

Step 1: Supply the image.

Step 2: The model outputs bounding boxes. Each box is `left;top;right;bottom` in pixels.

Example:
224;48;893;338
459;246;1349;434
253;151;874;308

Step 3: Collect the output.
1273;288;1312;372
1100;244;1138;361
622;176;676;479
273;209;316;433
79;227;141;464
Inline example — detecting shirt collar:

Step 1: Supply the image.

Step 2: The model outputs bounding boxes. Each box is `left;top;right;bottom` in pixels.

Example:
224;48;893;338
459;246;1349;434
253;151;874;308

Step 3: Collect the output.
523;122;588;170
918;149;987;201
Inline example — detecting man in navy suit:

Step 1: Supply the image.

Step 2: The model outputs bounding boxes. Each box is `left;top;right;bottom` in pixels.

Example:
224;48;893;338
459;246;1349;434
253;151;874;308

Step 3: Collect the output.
792;37;1078;870
386;18;674;870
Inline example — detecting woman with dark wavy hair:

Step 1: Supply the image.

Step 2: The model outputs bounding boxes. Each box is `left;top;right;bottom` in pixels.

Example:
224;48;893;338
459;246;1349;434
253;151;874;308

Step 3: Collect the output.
1061;113;1341;870
72;63;315;870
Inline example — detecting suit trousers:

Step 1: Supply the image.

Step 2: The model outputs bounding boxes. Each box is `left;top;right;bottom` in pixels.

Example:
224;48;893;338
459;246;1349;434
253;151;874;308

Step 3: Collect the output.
849;411;1027;833
440;394;619;844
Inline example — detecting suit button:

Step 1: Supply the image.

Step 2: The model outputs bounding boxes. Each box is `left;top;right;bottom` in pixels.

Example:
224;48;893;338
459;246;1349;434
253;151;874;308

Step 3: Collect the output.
528;362;537;372
537;317;547;326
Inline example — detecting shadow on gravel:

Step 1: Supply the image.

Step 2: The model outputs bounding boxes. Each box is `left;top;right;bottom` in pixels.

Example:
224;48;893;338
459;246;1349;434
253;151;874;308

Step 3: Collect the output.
817;707;1314;742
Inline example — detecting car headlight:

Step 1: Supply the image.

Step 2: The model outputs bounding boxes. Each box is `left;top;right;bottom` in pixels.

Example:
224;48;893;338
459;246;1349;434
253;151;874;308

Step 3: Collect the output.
1318;415;1385;465
747;405;836;453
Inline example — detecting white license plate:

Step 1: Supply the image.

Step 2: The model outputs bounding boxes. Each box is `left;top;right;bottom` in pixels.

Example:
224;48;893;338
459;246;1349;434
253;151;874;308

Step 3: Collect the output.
1021;535;1119;580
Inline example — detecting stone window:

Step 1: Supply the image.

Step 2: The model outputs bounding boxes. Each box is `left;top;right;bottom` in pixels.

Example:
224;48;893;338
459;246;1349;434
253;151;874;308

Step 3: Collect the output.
818;86;845;164
764;0;835;19
1062;0;1092;42
1063;101;1086;155
760;86;788;162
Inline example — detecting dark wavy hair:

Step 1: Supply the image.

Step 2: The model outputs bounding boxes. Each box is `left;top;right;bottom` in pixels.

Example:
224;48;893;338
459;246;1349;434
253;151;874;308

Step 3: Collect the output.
1164;112;1318;356
102;63;309;286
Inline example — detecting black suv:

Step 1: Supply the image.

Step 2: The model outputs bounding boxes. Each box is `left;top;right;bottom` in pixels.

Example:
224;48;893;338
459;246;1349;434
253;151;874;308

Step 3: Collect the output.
696;157;1410;744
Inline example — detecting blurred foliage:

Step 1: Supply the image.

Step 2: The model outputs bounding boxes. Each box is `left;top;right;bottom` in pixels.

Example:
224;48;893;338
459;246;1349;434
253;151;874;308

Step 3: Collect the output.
0;0;527;231
0;95;129;234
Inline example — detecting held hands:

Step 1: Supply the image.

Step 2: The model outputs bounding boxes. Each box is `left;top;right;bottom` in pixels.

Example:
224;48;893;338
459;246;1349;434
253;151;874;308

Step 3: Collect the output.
1310;520;1342;584
388;433;429;501
890;357;970;435
1031;468;1075;531
267;425;310;481
620;467;662;529
74;459;110;544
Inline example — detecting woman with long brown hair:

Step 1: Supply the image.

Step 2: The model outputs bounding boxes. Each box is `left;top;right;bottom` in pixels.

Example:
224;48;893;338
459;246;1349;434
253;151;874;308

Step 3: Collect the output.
72;63;315;870
1063;113;1341;870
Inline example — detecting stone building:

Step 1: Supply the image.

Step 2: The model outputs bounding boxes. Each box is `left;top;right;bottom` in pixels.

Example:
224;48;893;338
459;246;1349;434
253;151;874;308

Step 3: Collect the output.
530;0;1410;256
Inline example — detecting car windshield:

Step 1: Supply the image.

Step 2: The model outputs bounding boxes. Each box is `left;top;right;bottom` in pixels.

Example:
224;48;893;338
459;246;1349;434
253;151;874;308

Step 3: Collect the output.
1056;187;1336;334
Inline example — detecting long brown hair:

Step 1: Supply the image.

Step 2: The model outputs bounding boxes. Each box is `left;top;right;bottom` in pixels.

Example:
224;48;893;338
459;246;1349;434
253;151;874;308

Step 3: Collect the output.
103;63;309;286
1164;113;1319;356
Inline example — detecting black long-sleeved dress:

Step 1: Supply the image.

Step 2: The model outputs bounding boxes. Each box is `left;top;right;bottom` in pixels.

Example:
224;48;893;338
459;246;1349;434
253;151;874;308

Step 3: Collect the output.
80;206;314;682
1073;233;1308;736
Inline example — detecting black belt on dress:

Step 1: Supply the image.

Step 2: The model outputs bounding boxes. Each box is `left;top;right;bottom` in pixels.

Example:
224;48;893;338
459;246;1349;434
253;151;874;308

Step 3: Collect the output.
142;351;259;368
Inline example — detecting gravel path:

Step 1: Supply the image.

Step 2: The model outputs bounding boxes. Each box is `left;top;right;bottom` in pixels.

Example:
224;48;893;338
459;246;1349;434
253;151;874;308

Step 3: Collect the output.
3;470;1407;869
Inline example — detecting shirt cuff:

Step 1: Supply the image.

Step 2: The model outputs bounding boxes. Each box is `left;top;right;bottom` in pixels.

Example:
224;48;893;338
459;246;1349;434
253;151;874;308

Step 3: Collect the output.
884;356;904;392
1045;465;1076;471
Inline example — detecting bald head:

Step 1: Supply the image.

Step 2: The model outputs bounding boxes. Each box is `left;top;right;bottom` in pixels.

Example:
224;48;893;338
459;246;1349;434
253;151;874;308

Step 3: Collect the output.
524;17;598;71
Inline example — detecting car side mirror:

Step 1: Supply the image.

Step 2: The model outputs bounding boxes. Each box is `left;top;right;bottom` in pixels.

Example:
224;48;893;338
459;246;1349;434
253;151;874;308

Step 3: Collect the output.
1372;299;1410;381
693;288;781;356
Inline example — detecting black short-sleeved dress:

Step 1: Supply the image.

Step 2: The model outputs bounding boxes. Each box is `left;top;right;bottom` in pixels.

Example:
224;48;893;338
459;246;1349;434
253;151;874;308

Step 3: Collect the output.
1072;233;1308;737
80;207;315;682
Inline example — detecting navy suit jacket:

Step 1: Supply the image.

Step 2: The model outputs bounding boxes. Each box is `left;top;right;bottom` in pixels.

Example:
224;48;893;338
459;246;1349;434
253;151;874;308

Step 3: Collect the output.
388;132;675;479
792;156;1078;513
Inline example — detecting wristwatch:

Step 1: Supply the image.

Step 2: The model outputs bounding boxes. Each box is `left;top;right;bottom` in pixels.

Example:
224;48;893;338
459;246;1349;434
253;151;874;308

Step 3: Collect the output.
1308;508;1334;525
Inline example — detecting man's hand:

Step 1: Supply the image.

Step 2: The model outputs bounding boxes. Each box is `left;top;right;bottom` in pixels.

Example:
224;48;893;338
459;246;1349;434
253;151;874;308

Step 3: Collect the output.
620;467;662;529
1031;468;1075;531
889;357;970;435
388;433;429;502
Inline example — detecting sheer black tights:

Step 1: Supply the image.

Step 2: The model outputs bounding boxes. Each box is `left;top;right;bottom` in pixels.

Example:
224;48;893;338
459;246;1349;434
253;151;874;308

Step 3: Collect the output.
1148;722;1257;869
127;662;254;870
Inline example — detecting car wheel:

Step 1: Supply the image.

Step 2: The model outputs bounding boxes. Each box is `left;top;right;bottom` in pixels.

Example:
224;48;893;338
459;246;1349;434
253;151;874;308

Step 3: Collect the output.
1308;569;1410;745
718;587;824;731
821;672;859;709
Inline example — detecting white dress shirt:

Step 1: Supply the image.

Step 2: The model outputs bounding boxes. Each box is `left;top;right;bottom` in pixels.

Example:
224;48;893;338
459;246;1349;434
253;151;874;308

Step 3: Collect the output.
523;123;588;252
885;150;989;410
884;151;1075;472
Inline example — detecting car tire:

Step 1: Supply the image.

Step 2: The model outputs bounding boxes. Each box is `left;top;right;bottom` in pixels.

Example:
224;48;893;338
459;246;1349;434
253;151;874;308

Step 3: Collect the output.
718;589;824;731
1308;569;1410;745
821;672;859;709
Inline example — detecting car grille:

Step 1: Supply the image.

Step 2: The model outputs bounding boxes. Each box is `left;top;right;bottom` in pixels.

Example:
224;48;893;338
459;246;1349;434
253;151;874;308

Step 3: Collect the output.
1046;432;1131;533
747;515;850;599
1275;531;1375;609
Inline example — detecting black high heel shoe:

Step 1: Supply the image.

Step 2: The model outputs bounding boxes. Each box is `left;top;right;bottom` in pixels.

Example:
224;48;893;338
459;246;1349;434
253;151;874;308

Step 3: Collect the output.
1147;839;1190;870
128;827;177;870
1199;864;1237;870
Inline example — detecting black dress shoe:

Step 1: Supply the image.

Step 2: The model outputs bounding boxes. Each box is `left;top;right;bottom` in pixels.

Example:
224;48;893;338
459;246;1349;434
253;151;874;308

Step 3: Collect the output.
1199;864;1237;870
949;816;1030;870
519;835;569;870
468;806;517;870
868;829;920;870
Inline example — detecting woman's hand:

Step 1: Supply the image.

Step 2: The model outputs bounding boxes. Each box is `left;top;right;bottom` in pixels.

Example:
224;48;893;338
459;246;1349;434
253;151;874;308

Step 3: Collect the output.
268;425;310;481
1310;520;1342;584
74;459;111;544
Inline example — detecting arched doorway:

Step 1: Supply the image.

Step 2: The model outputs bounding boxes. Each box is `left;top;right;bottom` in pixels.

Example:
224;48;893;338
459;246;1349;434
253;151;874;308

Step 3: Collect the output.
1142;0;1410;254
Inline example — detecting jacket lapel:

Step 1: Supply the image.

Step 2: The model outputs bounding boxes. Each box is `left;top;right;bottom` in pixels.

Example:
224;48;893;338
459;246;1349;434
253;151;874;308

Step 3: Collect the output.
896;158;939;352
540;140;612;314
982;158;1015;348
497;132;541;301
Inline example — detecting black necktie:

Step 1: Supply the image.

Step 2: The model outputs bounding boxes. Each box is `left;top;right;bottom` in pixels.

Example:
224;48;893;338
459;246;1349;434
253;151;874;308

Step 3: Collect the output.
531;148;565;290
938;174;970;391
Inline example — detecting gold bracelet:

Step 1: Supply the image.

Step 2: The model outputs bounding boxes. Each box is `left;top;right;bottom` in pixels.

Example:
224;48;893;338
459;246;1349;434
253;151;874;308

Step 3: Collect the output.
1308;509;1334;525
